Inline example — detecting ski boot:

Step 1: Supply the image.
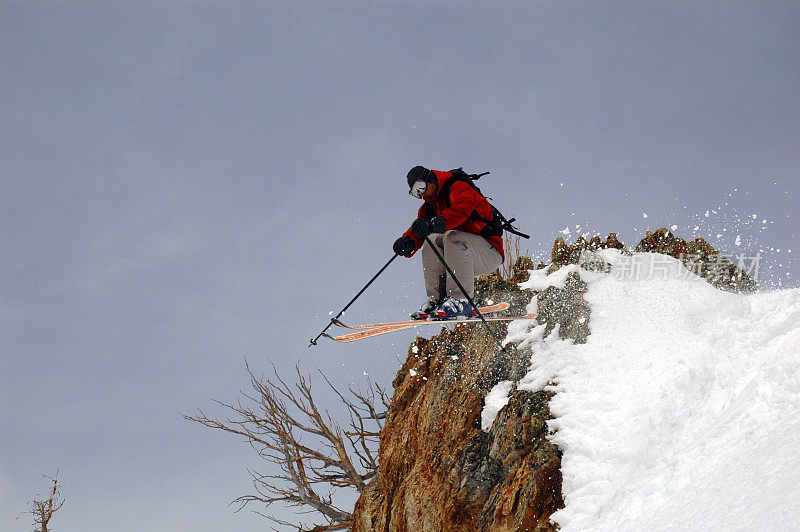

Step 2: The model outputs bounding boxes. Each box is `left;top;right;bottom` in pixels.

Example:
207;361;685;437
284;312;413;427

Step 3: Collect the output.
411;296;440;320
432;297;476;320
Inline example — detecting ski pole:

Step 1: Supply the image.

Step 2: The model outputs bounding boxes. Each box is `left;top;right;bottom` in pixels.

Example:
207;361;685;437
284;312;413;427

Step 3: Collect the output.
310;253;400;347
424;235;509;353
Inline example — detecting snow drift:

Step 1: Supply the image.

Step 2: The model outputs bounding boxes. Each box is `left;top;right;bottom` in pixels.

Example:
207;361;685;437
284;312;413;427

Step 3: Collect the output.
487;249;800;530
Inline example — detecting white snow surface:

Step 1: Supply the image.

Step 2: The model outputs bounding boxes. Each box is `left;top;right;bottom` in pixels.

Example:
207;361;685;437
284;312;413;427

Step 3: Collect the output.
487;249;800;531
481;380;515;431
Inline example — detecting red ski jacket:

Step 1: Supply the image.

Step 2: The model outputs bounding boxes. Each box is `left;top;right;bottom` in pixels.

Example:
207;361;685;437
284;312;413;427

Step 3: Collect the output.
402;170;505;260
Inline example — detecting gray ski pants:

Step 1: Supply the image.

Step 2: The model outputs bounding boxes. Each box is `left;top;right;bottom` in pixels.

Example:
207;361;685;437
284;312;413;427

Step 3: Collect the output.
421;230;503;300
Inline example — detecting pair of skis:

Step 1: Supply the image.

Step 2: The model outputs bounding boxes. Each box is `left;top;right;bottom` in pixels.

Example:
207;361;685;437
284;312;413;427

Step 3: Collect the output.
326;302;536;343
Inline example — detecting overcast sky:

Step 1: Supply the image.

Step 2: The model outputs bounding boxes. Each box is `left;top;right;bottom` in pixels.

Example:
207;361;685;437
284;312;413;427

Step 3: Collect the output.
2;2;798;530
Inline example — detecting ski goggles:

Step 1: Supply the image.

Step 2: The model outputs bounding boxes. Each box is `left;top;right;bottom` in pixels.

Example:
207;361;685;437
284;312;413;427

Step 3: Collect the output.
409;180;427;199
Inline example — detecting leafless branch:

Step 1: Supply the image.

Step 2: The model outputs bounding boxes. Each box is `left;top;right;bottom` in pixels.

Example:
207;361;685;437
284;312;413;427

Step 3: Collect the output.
185;361;386;531
18;471;64;532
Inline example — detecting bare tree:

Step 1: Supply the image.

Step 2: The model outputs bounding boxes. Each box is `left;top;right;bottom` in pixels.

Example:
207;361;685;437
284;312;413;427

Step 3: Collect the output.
185;362;389;531
19;471;65;532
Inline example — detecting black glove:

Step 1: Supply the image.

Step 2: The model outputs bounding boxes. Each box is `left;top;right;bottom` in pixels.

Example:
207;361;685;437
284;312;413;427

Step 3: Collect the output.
411;217;432;238
393;236;415;256
429;216;446;234
411;216;447;238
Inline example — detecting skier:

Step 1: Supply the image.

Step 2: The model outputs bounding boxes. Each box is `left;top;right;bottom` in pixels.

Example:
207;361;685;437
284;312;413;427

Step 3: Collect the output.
393;166;504;320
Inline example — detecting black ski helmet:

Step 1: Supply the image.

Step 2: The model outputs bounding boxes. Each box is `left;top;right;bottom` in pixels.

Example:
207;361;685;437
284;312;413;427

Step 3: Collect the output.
406;166;434;190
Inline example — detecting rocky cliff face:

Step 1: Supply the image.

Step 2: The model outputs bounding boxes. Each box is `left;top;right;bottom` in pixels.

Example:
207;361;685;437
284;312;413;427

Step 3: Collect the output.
352;324;563;531
352;269;569;531
352;230;756;531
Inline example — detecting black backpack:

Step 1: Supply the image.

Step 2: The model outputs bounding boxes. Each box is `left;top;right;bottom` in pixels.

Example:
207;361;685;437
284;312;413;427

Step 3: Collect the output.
439;168;530;240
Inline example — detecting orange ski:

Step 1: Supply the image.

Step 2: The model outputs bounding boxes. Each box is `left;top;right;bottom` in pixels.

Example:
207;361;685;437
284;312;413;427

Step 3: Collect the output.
329;313;536;343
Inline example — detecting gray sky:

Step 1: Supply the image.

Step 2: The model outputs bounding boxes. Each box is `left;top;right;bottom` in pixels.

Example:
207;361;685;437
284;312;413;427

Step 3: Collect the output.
2;2;798;530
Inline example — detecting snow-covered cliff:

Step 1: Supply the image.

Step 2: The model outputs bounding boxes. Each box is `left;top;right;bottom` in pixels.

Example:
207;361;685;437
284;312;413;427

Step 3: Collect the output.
354;231;799;531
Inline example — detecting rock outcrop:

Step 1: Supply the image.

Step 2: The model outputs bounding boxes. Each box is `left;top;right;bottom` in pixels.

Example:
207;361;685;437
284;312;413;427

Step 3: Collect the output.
352;321;564;531
635;228;757;293
535;272;591;344
550;232;624;271
550;229;757;293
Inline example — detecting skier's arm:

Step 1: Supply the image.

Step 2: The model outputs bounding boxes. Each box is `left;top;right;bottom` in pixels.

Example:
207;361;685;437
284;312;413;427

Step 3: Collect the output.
439;181;481;230
397;204;431;257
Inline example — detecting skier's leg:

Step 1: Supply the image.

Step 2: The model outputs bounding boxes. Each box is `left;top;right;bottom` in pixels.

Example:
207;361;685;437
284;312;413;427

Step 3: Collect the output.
469;233;504;278
421;233;446;300
442;230;503;299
